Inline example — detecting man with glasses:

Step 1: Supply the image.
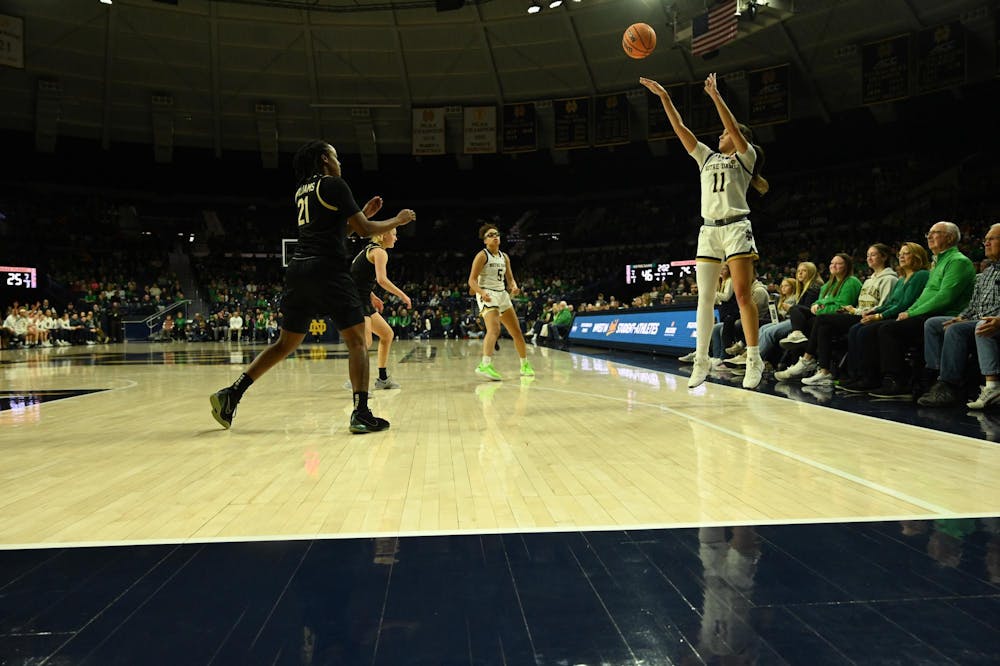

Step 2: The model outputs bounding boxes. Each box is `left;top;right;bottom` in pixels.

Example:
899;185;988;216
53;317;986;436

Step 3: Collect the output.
870;221;975;398
918;224;1000;408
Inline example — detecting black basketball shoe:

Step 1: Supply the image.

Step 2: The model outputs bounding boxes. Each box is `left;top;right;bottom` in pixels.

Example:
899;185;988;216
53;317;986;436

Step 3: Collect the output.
210;387;239;429
350;410;390;434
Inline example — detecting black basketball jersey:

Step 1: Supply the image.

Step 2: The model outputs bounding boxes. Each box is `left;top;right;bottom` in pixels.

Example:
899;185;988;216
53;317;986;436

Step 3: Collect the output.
292;174;361;264
350;242;381;298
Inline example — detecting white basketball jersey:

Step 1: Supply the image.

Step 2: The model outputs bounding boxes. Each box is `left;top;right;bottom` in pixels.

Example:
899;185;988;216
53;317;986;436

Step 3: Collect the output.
691;142;757;221
478;249;507;291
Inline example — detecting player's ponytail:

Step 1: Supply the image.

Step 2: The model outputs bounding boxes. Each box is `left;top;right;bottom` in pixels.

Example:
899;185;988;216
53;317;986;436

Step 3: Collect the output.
737;123;769;195
749;144;769;195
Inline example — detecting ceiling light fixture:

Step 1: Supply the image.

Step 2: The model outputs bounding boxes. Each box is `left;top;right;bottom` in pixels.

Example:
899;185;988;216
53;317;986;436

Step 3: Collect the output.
527;1;541;13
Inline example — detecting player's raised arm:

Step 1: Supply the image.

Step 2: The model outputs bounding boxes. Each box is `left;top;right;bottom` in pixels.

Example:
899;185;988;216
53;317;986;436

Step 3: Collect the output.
639;77;698;153
704;73;748;155
348;208;415;239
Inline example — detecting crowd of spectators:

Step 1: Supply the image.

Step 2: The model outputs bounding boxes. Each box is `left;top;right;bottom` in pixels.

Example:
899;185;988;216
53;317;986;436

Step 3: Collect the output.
4;144;998;409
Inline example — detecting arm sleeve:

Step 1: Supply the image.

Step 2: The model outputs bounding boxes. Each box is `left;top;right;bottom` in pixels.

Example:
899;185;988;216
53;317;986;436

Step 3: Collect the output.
733;143;758;175
833;277;862;308
799;285;821;307
878;272;929;318
875;275;898;307
908;259;976;317
690;142;712;169
959;274;985;319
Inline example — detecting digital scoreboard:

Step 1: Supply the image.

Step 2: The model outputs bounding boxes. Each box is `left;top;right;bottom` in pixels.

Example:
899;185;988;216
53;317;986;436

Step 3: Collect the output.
625;259;696;285
1;266;37;288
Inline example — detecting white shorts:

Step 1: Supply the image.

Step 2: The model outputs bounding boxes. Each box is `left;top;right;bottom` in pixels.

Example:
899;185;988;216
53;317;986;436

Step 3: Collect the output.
476;289;513;315
696;220;759;263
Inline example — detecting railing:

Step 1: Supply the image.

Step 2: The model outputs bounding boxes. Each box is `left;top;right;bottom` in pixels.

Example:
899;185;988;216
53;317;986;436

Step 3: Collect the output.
122;300;191;342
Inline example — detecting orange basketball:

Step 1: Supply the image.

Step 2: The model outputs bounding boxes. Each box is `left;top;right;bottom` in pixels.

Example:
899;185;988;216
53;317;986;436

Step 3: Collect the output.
623;22;656;59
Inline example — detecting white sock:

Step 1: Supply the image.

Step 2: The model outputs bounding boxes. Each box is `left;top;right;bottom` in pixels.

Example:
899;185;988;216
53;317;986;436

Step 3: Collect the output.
482;355;492;366
988;379;999;389
520;357;527;363
695;262;723;359
746;345;761;361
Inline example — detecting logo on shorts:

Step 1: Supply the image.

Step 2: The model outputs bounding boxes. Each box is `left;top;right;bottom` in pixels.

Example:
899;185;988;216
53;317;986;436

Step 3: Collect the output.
309;319;327;335
745;229;754;243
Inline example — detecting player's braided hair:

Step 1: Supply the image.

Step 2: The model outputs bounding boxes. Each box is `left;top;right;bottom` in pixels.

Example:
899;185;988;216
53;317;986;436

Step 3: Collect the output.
293;140;329;183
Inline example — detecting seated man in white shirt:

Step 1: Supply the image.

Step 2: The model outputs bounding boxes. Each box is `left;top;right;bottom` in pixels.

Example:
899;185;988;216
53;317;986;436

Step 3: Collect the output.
228;312;244;342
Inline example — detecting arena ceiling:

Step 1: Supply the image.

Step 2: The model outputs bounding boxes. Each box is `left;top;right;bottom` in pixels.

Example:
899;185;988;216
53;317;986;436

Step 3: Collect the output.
0;0;993;165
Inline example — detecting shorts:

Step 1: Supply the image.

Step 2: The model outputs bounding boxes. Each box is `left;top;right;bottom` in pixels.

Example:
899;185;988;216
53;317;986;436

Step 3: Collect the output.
696;220;759;263
476;288;513;315
280;257;365;334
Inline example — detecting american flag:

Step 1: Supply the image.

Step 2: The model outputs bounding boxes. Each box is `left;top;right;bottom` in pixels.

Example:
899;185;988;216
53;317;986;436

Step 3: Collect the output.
691;0;738;56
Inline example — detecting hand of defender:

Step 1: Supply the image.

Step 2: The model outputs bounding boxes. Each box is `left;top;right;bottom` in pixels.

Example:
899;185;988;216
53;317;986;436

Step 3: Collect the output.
362;196;383;218
371;292;384;313
396;209;416;226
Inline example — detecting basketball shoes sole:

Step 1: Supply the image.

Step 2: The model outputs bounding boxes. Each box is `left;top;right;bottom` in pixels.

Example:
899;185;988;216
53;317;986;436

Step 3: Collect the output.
210;388;239;429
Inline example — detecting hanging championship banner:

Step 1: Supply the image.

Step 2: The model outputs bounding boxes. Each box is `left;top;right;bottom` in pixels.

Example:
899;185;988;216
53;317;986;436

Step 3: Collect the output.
862;34;910;105
553;97;590;149
748;63;790;126
502;103;536;153
594;93;629;147
648;83;687;140
463;106;497;154
412;108;445;156
0;14;24;69
916;21;965;92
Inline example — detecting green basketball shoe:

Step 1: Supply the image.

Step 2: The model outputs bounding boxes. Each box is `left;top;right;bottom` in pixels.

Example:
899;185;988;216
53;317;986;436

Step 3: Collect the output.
475;362;502;381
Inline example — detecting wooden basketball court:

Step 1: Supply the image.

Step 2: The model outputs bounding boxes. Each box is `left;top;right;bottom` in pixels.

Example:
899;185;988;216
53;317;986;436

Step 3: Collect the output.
1;340;997;549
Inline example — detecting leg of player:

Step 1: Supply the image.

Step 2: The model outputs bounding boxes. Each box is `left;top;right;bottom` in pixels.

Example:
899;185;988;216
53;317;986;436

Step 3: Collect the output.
691;260;723;389
370;312;399;389
499;307;534;377
210;329;305;429
341;321;390;433
476;309;503;381
728;256;763;389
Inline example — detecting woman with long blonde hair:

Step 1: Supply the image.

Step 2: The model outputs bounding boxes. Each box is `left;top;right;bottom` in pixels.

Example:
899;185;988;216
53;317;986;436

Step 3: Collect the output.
349;227;411;389
732;262;822;369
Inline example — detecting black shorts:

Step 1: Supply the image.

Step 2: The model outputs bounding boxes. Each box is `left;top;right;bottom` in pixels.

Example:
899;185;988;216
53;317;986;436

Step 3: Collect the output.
280;257;365;334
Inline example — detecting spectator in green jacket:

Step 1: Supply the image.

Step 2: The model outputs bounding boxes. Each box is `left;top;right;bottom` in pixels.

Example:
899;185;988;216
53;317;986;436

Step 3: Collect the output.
440;310;454;338
549;300;574;349
870;221;976;397
777;253;862;350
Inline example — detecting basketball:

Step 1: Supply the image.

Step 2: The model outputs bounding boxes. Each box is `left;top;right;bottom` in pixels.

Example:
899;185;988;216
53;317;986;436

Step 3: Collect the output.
623;23;656;59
